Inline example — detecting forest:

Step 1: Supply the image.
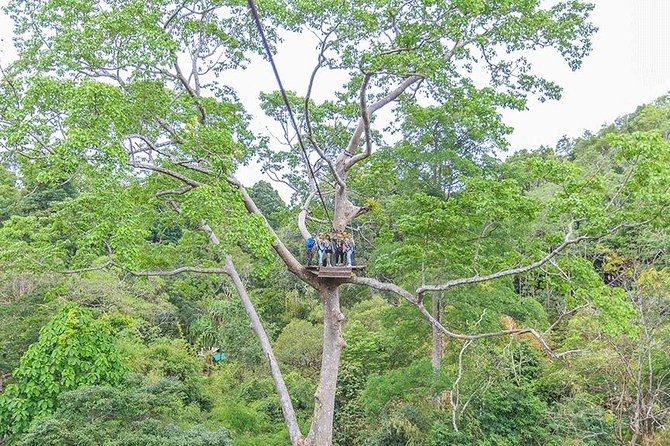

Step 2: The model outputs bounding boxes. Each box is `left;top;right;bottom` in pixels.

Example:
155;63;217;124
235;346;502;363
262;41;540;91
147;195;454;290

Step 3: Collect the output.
0;1;669;445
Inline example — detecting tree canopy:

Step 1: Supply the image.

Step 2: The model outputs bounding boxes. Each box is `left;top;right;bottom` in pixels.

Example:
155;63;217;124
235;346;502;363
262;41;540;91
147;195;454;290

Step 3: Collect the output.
1;1;670;445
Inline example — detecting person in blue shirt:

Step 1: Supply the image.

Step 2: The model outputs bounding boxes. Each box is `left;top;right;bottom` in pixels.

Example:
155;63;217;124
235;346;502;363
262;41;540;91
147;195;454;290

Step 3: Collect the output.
306;234;316;266
317;234;332;266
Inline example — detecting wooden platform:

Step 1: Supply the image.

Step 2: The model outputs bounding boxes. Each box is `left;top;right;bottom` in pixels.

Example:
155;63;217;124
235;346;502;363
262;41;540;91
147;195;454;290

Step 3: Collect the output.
305;265;367;279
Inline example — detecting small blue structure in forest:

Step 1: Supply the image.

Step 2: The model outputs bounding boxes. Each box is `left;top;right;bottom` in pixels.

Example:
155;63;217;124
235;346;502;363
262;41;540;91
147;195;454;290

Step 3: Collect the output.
213;350;226;363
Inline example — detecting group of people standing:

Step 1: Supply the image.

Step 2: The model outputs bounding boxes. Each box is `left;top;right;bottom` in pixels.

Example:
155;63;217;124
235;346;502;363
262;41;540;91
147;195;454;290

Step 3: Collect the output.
306;231;355;267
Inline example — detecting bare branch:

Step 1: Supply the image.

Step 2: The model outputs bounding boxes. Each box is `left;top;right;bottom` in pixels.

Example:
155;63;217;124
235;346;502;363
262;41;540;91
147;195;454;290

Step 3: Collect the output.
303;32;346;189
129;256;303;444
554;349;583;358
156;186;194;198
199;220;221;245
166;62;207;124
60;259;115;274
130;266;229;276
543;304;590;336
450;339;473;431
156;117;187;144
417;223;586;296
349;276;558;357
128;161;205;188
265;170;302;194
357;73;373;164
350;276;417;302
344;75;423;170
160;196;302;443
0;64;21;107
306;214;329;225
59;243;115;275
175;161;213;175
223;256;303;444
415;300;557;357
308;138;345;189
419;219;656;297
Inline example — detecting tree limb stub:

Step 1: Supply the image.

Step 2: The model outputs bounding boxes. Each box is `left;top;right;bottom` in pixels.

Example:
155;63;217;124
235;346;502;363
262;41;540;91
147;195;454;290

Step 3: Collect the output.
298;191;317;240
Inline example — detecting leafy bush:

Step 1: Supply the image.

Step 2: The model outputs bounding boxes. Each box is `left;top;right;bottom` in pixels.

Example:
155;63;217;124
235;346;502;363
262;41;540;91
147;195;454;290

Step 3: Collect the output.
0;302;126;436
18;375;232;446
127;337;209;409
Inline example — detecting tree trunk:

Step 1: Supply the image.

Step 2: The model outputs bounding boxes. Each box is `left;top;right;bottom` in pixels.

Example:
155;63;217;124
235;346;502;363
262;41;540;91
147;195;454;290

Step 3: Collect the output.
431;292;442;371
431;293;443;409
305;285;346;446
333;186;354;232
331;165;364;233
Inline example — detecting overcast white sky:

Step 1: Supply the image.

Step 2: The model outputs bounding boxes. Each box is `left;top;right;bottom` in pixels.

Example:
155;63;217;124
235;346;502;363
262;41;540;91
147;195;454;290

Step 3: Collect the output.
1;0;669;195
501;0;670;150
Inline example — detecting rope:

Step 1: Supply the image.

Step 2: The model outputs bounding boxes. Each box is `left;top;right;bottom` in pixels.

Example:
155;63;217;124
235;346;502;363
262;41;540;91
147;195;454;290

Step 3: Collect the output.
246;0;332;225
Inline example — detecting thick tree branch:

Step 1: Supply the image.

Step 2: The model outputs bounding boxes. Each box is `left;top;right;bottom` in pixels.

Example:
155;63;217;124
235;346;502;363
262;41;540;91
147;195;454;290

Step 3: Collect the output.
418;219;654;296
356;73;373;163
344;75;423;170
298;190;317;240
349;276;417;302
194;208;302;443
134;155;315;285
223;256;303;445
199;220;221;245
416;226;587;296
227;174;317;285
351;275;558;357
123;199;302;444
348;219;656;359
128;258;302;445
303;34;346;190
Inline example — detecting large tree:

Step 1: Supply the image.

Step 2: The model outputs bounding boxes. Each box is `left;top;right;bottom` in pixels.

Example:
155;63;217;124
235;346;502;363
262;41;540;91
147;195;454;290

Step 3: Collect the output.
1;1;669;445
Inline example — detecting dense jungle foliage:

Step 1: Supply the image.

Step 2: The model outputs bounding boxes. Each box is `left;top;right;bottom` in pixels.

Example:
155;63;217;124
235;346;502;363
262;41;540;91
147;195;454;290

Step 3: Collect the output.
1;96;669;445
0;0;669;445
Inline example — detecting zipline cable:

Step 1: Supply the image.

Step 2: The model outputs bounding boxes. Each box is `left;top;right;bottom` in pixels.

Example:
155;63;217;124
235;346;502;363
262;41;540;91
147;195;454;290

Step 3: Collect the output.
246;0;333;226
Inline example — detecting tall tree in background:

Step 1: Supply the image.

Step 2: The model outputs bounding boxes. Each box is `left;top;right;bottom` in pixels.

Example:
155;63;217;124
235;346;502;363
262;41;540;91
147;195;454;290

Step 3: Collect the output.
1;1;669;445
